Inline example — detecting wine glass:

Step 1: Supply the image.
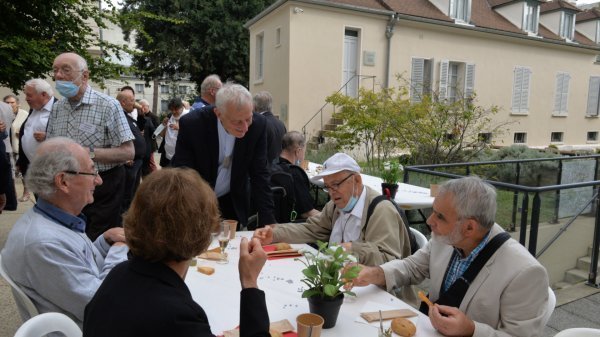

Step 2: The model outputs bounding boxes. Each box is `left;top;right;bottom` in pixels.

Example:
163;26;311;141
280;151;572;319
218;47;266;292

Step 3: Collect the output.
217;222;230;264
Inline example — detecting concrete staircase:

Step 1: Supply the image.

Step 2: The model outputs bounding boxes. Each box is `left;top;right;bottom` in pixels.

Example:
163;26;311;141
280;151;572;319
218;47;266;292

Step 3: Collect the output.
307;117;344;150
555;245;600;289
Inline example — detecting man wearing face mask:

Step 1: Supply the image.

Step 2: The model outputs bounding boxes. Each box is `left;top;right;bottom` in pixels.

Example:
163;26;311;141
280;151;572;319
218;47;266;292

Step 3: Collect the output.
46;52;135;241
254;153;411;269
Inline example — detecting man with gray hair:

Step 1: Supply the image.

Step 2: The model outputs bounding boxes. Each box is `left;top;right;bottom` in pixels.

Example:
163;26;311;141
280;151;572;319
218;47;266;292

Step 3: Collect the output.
16;79;55;196
191;74;222;110
253;91;286;164
172;82;276;230
1;137;128;326
350;176;550;337
46;52;135;240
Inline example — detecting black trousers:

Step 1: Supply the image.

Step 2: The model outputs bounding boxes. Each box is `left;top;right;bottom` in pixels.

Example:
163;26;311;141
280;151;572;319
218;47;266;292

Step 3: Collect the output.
83;165;126;241
3;153;17;211
217;193;245;229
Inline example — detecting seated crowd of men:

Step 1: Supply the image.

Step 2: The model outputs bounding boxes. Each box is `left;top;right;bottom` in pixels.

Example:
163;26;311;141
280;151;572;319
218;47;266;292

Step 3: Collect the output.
0;51;550;337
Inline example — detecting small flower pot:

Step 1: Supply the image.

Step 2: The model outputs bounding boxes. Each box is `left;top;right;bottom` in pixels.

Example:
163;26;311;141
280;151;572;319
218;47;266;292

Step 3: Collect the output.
381;183;399;199
307;294;344;329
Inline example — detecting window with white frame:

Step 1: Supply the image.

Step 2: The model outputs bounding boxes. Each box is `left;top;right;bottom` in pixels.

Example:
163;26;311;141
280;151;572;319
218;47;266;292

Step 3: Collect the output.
512;66;531;114
178;86;188;95
438;60;475;103
551;132;564;143
450;0;471;23
160;85;169;94
587;76;600;116
523;1;539;34
256;32;264;81
559;12;575;40
588;131;598;142
410;58;433;103
135;84;144;94
514;132;527;144
553;72;570;115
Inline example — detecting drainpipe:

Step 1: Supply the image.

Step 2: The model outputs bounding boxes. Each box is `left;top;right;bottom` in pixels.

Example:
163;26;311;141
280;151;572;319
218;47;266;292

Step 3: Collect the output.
385;13;398;88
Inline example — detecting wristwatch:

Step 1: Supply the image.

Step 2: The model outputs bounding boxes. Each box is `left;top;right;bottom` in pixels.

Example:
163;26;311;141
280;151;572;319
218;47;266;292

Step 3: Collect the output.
89;145;96;160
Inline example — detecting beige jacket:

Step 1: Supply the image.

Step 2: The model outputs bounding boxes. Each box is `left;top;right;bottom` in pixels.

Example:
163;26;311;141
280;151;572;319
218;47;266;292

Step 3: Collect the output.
381;224;550;337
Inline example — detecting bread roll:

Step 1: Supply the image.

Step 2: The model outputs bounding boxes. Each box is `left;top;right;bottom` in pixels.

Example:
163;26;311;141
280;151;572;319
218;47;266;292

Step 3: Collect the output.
197;266;215;275
391;317;416;337
275;243;292;251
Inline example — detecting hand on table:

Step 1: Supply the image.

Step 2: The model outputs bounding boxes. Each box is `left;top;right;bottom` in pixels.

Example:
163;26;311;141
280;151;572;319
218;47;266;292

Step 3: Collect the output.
252;225;274;245
238;237;267;289
429;304;475;337
103;227;126;245
345;265;386;290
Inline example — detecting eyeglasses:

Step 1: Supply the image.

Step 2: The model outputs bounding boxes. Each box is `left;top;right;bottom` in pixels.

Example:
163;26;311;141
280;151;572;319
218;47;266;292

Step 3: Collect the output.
52;66;83;77
64;169;99;178
323;173;354;193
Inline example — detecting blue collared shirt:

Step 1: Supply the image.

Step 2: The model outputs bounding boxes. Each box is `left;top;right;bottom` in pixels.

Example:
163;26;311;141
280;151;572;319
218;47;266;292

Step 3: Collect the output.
442;230;492;292
33;198;87;233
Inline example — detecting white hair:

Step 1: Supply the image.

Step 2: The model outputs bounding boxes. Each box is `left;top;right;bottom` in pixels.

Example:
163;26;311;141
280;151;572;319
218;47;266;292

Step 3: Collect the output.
437;176;497;230
25;78;53;96
215;83;252;115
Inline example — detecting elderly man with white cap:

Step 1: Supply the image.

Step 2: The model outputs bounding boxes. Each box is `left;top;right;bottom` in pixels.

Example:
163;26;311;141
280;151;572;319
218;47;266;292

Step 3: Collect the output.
254;152;413;268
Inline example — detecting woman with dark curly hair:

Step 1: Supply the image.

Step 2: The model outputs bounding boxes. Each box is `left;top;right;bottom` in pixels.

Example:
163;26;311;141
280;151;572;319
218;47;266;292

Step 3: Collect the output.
83;168;271;337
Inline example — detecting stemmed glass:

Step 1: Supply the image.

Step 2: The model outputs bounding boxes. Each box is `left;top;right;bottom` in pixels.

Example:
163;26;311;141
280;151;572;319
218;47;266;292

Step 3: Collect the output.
217;222;230;264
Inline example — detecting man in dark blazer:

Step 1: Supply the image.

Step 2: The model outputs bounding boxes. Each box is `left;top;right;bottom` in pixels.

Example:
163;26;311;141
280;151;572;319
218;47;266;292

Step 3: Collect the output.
172;83;276;229
253;91;286;164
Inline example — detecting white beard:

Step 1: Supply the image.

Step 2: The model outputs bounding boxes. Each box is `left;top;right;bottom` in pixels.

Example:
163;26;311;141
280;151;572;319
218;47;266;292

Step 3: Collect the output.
431;223;464;246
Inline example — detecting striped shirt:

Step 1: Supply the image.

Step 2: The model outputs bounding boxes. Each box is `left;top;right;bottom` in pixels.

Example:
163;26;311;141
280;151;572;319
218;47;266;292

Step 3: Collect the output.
47;86;134;172
442;230;491;292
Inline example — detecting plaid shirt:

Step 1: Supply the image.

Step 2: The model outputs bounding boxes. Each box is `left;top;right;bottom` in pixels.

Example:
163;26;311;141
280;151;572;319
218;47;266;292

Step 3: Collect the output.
442;230;492;292
47;86;134;172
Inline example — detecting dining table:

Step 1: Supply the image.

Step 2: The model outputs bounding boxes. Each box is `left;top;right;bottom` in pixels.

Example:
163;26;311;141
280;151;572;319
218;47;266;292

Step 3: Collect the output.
185;232;443;337
305;162;434;211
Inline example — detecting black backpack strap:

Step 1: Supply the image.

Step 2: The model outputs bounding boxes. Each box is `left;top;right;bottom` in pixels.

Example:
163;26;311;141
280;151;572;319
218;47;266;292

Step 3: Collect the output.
418;231;511;315
365;195;419;255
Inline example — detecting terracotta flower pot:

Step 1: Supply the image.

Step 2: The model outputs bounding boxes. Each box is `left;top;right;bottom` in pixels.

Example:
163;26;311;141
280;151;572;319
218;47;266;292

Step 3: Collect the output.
307;294;344;329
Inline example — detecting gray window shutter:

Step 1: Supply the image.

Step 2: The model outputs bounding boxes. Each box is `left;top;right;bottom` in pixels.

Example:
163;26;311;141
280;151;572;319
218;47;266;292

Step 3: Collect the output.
464;63;475;99
554;73;570;114
411;58;425;103
466;0;472;22
512;67;524;112
449;0;456;17
521;68;531;112
587;76;600;116
561;73;570;113
439;60;449;100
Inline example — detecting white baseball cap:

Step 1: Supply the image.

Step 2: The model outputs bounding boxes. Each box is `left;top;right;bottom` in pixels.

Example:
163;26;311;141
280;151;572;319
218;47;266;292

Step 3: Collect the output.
310;153;361;182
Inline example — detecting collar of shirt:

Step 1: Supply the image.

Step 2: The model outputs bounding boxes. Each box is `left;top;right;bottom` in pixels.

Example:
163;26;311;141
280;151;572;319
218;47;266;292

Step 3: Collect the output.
442;229;492;292
33;198;87;233
37;98;54;114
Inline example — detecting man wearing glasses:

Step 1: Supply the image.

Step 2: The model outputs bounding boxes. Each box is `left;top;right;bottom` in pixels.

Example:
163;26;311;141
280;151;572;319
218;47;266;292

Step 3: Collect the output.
1;137;128;326
254;153;412;272
46;52;135;241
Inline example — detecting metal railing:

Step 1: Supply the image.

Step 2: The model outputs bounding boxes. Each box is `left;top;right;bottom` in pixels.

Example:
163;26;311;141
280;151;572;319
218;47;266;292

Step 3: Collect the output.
301;75;376;142
404;156;600;287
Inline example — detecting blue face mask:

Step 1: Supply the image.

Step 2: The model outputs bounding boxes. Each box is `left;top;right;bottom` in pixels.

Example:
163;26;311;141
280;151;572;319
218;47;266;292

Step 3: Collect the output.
341;180;358;212
56;80;80;98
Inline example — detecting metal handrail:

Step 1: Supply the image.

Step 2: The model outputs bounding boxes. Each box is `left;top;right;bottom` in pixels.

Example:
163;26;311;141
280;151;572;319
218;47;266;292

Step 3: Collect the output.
301;75;376;138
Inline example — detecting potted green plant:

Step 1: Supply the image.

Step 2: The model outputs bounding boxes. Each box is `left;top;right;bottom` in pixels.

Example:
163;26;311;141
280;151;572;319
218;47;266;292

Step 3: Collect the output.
296;241;361;328
381;161;403;199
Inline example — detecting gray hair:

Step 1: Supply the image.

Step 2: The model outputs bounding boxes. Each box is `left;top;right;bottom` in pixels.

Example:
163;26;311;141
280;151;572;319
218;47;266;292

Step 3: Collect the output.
437;176;497;230
3;94;18;103
253;91;272;113
215;82;252;115
25;78;54;96
73;53;89;71
25;137;81;200
282;131;305;151
200;74;222;96
139;99;150;106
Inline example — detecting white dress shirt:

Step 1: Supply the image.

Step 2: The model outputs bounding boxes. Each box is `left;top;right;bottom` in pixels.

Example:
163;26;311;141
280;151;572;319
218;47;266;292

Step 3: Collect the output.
214;119;235;198
22;99;53;161
329;186;367;244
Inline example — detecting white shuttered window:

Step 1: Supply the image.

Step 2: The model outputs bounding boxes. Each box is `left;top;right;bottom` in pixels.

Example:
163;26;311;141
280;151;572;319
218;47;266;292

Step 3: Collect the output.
439;60;449;100
464;63;475;99
512;66;531;113
587;76;600;116
553;72;570;115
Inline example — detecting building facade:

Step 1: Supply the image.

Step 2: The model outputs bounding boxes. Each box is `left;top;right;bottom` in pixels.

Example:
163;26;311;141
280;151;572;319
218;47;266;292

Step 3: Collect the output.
246;0;600;150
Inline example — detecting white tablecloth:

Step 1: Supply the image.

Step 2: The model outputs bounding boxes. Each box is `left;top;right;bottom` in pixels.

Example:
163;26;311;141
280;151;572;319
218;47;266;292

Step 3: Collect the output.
306;162;434;210
185;232;442;337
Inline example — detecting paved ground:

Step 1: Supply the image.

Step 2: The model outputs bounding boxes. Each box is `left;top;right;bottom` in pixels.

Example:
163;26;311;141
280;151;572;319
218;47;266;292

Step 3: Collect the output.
1;179;599;336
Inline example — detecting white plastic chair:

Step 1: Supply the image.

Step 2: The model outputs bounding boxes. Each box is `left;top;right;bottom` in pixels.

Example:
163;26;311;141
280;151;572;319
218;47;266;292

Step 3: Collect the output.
0;253;39;319
14;312;82;337
542;287;556;326
554;328;600;337
410;227;428;250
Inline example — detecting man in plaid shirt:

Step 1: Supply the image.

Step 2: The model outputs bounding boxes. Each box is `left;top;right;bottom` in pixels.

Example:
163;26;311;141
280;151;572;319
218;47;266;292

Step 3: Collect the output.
47;52;134;241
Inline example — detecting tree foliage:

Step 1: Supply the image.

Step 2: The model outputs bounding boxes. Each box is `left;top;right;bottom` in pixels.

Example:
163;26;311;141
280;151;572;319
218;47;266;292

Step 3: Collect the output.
325;80;512;168
0;0;130;92
120;0;274;87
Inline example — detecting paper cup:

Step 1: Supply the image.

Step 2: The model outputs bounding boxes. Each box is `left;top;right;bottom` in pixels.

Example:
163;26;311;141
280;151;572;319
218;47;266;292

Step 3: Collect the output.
297;313;324;337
